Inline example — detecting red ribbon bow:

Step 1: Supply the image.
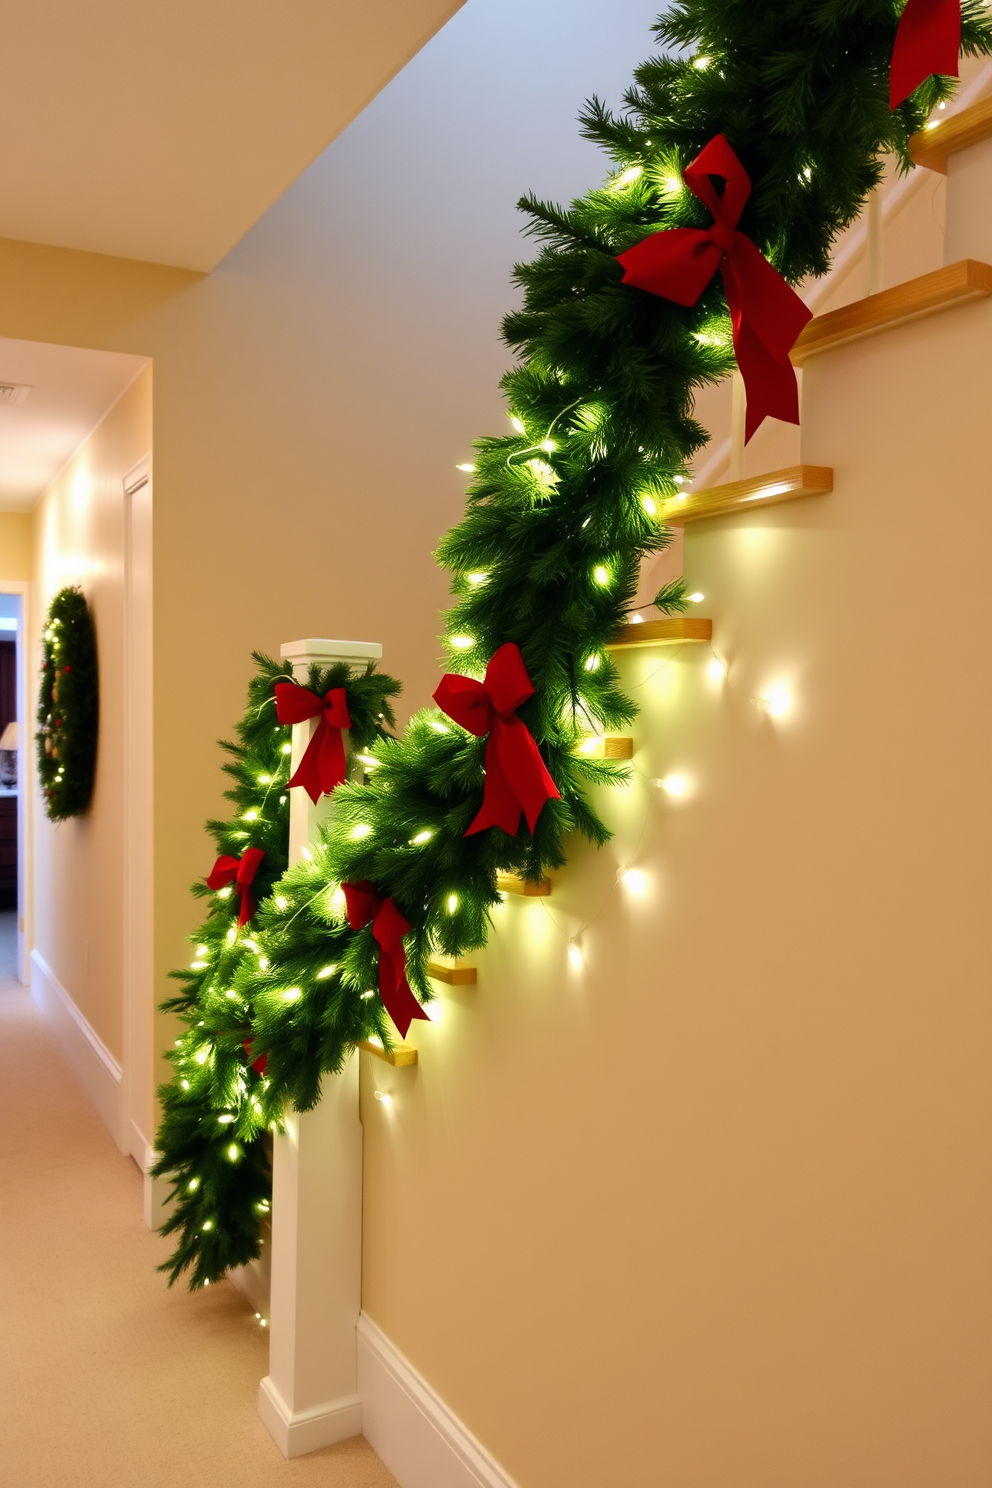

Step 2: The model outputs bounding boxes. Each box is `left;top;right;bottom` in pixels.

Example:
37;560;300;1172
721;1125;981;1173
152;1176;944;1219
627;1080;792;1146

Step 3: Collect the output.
433;642;560;837
243;1039;267;1076
890;0;959;109
342;881;429;1039
616;134;812;443
274;682;352;804
206;846;265;928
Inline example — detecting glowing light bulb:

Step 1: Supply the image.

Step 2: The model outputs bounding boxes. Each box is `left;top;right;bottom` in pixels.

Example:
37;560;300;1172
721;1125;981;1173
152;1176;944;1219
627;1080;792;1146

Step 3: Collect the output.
361;989;375;999
356;753;380;769
190;960;207;971
258;956;269;971
373;1090;392;1105
467;572;488;585
612;164;643;189
657;773;688;797
687;592;704;603
316;964;338;980
450;635;474;650
540;438;556;453
281;742;292;755
226;927;237;944
456;463;476;472
630;614;644;625
350;824;371;840
227;1144;240;1162
510;415;525;434
428;719;450;733
694;54;710;68
225;990;239;1000
217;886;232;899
282;987;302;1002
188;1178;199;1192
218;1113;235;1124
642;495;657;516
707;658;727;681
411;830;433;845
753;687;790;717
300;845;313;860
275;895;288;910
258;774;271;785
593;565;609;585
197;944;208;955
201;1220;213;1232
195;1048;209;1065
259;1318;267;1327
243;809;258;822
617;867;648;895
446;893;459;914
181;1080;190;1091
567;940;583;969
664;176;682;193
583;654;602;673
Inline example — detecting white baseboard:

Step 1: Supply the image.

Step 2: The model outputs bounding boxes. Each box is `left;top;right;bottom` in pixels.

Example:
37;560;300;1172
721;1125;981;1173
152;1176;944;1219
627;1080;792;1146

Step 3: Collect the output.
258;1374;362;1459
30;949;125;1152
357;1313;519;1488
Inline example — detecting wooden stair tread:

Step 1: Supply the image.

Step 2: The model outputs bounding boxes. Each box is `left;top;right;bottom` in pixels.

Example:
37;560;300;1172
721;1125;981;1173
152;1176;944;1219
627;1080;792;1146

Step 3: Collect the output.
609;617;711;649
656;466;832;524
427;960;478;985
909;96;992;173
792;260;992;363
495;872;551;897
360;1038;418;1066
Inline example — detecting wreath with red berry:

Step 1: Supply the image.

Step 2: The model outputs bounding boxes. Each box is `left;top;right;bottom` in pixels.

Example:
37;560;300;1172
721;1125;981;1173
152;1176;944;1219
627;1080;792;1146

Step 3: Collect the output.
36;587;99;821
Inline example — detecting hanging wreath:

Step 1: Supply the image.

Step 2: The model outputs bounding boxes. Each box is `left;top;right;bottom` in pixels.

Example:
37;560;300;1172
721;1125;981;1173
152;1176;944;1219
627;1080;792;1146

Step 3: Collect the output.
36;586;99;821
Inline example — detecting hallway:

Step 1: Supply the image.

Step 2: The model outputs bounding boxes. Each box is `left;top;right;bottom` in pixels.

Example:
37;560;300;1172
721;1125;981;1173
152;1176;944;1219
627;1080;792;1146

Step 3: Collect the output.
0;915;396;1488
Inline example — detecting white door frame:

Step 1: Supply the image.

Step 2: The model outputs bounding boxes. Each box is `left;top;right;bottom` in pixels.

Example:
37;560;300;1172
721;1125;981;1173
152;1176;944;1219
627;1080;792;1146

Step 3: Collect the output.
122;455;155;1186
0;578;31;985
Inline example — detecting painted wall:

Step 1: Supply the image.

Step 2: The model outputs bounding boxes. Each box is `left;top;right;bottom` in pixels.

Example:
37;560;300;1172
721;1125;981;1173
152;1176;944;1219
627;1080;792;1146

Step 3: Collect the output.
0;512;33;581
31;367;151;1061
0;2;989;1485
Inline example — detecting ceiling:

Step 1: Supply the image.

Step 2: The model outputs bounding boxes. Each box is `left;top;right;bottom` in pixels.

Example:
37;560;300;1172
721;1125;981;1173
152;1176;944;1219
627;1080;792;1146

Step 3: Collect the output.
0;339;148;511
0;0;465;272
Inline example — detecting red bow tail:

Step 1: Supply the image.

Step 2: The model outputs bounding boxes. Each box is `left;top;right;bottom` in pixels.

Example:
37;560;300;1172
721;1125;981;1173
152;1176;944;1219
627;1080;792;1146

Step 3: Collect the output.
616;134;811;443
433;642;560;838
275;681;352;804
890;0;960;108
243;1038;268;1076
206;846;265;928
342;881;429;1039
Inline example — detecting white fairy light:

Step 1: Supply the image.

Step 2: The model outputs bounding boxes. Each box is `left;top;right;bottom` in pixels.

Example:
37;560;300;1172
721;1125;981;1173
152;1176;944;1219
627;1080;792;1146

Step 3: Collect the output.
446;893;459;914
275;895;288;910
350;823;371;840
450;635;474;650
510;415;525;433
583;654;602;672
410;830;433;845
218;1114;235;1124
687;592;704;603
567;939;583;969
593;565;609;585
282;987;302;1002
243;809;258;822
611;164;643;190
456;463;476;472
316;964;338;980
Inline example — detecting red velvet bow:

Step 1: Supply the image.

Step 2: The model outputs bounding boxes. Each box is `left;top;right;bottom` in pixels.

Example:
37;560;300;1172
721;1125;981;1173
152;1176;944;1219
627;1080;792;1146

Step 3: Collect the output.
342;881;429;1039
616;134;812;443
243;1039;267;1076
274;682;352;804
433;642;560;837
890;0;959;108
206;847;265;928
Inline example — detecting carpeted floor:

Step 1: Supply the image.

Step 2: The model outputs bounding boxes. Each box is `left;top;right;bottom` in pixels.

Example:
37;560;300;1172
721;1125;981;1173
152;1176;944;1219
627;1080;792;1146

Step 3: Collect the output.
0;914;397;1488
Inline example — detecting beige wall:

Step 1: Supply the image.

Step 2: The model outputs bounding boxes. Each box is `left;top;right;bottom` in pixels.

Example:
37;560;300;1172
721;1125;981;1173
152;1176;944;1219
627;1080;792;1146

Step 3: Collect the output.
31;367;151;1060
2;3;990;1484
0;511;33;581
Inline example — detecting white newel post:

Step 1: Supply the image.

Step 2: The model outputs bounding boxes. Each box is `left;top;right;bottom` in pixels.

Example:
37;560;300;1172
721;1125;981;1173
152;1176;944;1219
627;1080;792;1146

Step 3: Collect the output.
258;637;381;1458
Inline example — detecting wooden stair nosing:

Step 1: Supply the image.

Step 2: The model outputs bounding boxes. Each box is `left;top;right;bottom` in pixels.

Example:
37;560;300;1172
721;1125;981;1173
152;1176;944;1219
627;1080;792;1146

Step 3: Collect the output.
609;617;712;650
657;465;833;525
792;259;992;364
909;95;992;173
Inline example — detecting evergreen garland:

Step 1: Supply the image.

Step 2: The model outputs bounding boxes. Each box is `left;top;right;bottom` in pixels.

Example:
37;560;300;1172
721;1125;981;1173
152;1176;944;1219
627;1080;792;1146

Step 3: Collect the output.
164;2;992;1283
36;587;99;821
153;653;400;1288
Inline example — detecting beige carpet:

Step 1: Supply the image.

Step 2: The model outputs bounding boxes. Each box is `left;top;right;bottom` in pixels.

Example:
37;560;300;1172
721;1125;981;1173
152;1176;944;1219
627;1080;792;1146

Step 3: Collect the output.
0;916;397;1488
